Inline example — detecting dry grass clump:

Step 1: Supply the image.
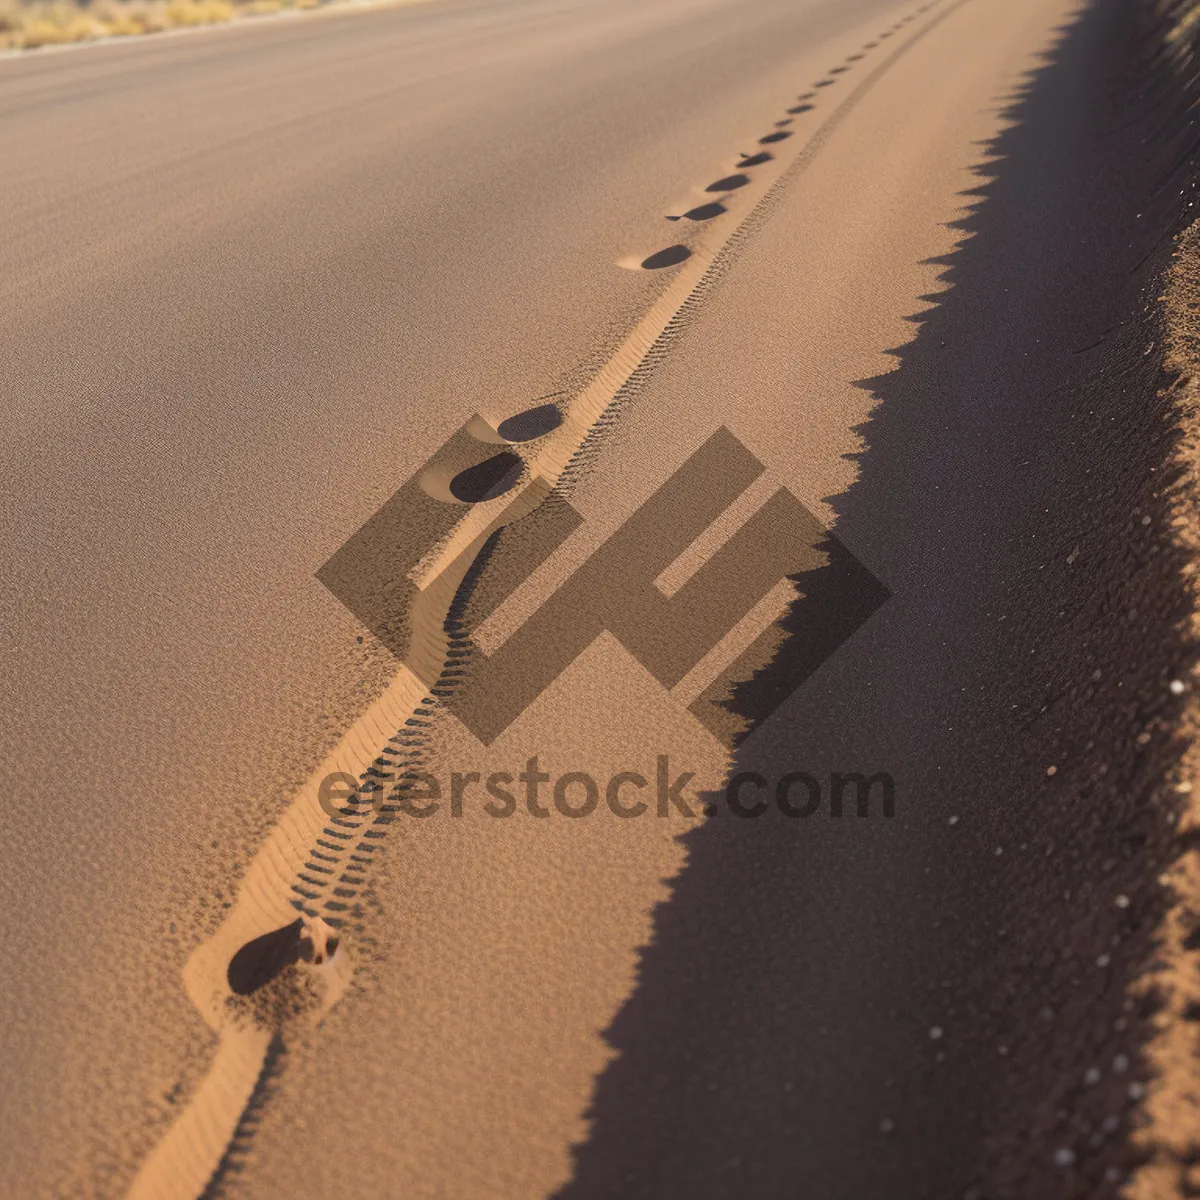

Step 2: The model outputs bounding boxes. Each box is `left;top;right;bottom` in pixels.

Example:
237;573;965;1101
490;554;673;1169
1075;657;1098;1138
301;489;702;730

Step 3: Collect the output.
0;1;99;46
0;0;327;51
165;0;235;26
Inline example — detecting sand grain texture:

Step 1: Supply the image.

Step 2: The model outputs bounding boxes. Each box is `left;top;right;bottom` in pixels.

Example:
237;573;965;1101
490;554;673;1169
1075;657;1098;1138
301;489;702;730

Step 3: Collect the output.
5;0;1200;1195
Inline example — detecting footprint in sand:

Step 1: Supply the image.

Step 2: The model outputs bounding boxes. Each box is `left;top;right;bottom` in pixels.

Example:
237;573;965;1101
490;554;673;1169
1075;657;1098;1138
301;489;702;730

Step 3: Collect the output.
705;172;751;193
496;402;563;442
667;201;727;222
449;451;524;502
639;244;692;270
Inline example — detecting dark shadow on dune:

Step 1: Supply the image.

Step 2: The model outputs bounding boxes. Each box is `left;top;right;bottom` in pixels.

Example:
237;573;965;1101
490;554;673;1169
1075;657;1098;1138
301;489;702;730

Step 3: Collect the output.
498;401;563;442
227;920;307;996
556;1;1200;1198
677;201;727;221
706;173;750;193
700;532;890;737
199;1035;287;1199
449;450;523;501
736;151;774;168
641;244;692;270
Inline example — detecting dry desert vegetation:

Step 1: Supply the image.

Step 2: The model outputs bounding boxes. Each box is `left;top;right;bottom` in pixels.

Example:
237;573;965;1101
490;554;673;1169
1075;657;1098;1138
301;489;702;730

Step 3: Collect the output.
0;0;330;50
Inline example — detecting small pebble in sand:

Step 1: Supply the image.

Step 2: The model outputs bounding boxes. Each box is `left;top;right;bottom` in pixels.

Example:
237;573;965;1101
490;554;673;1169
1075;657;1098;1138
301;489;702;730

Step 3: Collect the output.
1129;1081;1145;1100
1170;679;1186;695
948;815;959;826
1084;1067;1101;1085
880;1118;895;1133
1113;1054;1129;1074
1046;765;1058;777
929;1026;944;1041
1053;1147;1076;1168
1115;894;1130;908
1176;781;1193;794
1097;954;1112;968
1141;514;1152;526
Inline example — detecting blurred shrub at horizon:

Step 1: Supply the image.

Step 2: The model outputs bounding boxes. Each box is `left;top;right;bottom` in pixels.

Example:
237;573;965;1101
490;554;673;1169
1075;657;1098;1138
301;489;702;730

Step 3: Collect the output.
0;0;324;50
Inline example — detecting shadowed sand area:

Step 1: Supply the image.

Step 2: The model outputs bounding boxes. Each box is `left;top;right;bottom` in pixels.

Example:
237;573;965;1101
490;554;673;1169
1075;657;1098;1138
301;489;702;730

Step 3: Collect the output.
558;2;1200;1197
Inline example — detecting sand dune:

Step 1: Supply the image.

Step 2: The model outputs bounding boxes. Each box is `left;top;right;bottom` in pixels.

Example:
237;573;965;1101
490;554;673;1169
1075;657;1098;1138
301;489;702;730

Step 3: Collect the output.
4;0;1195;1194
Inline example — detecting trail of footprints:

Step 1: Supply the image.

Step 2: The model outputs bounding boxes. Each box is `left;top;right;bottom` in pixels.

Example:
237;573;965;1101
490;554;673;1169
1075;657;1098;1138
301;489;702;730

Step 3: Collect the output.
626;3;935;269
231;0;941;995
130;6;950;1194
228;400;567;996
